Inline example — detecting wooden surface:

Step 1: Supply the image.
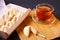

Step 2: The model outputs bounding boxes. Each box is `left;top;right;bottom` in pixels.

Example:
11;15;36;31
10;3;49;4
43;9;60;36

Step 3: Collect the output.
16;11;60;40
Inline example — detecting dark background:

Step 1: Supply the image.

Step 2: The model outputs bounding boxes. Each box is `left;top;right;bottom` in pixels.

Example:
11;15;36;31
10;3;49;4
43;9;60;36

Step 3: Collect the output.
0;0;60;40
5;0;60;20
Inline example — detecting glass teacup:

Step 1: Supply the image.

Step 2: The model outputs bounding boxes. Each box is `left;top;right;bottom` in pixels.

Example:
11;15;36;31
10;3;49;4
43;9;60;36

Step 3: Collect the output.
32;3;56;24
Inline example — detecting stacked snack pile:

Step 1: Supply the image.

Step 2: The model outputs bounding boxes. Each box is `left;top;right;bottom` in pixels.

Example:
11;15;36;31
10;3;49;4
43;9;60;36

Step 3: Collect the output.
0;7;23;32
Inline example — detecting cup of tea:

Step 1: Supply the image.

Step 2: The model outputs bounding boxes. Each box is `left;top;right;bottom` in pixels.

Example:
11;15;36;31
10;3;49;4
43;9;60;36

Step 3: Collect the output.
32;3;56;24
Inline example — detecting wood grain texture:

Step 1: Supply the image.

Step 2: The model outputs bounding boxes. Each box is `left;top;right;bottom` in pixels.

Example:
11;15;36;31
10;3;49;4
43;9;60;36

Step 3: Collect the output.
16;11;60;40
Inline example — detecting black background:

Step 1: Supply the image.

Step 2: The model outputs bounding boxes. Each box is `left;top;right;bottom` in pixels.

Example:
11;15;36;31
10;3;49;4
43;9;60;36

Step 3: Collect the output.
0;0;60;40
5;0;60;20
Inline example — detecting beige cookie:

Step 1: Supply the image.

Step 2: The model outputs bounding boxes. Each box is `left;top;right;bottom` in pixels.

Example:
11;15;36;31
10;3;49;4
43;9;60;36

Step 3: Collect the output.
0;25;7;32
12;8;20;16
23;26;31;37
0;15;6;26
31;26;37;35
11;16;18;24
5;11;14;22
0;26;4;32
6;21;13;28
16;12;23;19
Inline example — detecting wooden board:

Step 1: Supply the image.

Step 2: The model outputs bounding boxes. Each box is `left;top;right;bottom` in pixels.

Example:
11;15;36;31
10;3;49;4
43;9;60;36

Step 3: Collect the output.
16;11;60;40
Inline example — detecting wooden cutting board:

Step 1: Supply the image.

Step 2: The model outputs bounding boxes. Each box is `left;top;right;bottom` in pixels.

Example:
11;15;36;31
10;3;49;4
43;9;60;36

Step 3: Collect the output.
16;11;60;40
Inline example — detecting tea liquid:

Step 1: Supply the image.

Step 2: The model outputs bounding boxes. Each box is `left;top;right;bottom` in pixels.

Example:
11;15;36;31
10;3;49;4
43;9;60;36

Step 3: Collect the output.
36;6;52;20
